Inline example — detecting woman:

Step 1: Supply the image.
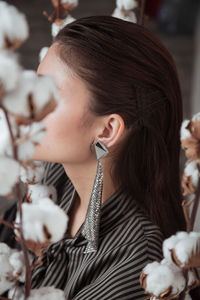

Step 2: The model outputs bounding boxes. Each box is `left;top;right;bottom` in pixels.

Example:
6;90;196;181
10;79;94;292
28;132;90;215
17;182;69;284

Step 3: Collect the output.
2;16;186;299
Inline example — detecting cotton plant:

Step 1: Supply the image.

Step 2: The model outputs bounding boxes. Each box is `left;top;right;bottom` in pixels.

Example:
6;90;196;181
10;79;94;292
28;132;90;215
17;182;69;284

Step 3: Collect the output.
0;2;69;299
140;113;200;299
181;112;200;231
112;0;138;23
39;0;79;62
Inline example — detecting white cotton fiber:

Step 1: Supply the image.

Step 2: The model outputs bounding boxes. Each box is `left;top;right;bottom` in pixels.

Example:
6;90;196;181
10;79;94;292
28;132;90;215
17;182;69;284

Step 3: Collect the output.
20;161;45;184
3;71;59;119
112;8;137;23
184;161;199;188
17;121;46;161
163;231;200;267
0;50;21;93
116;0;138;11
0;243;15;294
0;2;29;49
51;15;76;37
180;119;191;140
9;251;33;282
173;234;200;267
61;0;79;7
0;156;20;196
16;198;68;243
27;184;57;204
143;259;185;297
39;47;49;63
192;112;200;122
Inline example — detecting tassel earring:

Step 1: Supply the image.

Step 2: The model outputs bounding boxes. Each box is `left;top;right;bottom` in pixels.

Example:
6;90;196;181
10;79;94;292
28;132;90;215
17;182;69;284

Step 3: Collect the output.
82;141;109;253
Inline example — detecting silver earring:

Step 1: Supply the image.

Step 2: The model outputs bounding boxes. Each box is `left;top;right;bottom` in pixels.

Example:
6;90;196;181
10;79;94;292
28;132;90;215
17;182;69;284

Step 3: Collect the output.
82;141;109;253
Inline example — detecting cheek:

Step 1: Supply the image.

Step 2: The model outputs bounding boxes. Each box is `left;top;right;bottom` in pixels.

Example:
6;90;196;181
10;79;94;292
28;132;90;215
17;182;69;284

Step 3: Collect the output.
43;101;88;141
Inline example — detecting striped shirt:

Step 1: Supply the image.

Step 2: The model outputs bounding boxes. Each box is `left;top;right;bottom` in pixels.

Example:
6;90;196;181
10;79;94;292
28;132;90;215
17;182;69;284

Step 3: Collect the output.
31;162;164;299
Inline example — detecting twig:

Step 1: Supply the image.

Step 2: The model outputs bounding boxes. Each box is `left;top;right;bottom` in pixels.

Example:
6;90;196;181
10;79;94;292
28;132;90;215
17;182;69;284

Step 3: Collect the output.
139;0;146;26
188;164;200;232
56;0;61;19
182;197;195;232
0;105;16;157
11;281;19;300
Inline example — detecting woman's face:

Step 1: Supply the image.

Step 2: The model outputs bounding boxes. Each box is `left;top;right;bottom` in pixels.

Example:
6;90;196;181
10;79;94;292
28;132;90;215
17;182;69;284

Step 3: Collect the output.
33;43;98;165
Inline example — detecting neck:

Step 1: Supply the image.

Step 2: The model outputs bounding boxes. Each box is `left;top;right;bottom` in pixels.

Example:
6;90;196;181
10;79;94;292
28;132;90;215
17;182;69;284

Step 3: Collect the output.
62;157;117;212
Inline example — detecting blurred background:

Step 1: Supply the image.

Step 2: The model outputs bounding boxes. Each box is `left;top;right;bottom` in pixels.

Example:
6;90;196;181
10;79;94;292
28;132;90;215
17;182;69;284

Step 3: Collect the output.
0;0;200;217
4;0;200;119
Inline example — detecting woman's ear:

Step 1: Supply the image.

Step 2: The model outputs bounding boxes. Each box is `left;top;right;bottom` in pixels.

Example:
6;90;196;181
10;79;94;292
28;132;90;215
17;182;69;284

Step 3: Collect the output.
96;114;125;148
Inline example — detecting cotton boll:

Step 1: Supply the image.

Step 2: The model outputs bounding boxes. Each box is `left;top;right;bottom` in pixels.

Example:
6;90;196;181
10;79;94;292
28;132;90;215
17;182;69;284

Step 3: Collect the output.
164;232;200;268
16;198;68;243
189;232;200;238
19;121;46;144
3;71;36;117
3;71;59;122
142;260;185;298
163;234;180;262
16;122;46;161
20;161;45;184
172;233;200;268
33;76;59;111
180;120;192;140
27;184;57;204
61;0;79;6
51;15;76;37
39;47;49;63
0;275;15;295
0;50;21;95
9;251;33;282
112;8;137;23
162;231;191;263
0;256;13;276
192;112;200;122
0;247;16;294
143;261;160;274
0;242;12;255
0;156;20;196
175;232;191;240
184;161;199;188
17;140;35;161
28;286;65;300
116;0;138;11
190;112;200;140
0;2;29;49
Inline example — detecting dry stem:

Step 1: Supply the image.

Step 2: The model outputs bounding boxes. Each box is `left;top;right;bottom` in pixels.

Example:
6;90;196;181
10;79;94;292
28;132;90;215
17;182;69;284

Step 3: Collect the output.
188;164;200;231
139;0;146;26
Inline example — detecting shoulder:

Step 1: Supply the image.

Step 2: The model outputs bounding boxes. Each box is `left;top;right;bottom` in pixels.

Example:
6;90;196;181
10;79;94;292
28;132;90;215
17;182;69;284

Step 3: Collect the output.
99;197;164;262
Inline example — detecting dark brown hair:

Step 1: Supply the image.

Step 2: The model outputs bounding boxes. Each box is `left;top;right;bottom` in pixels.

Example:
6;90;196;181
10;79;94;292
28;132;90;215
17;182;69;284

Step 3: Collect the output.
55;16;186;238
